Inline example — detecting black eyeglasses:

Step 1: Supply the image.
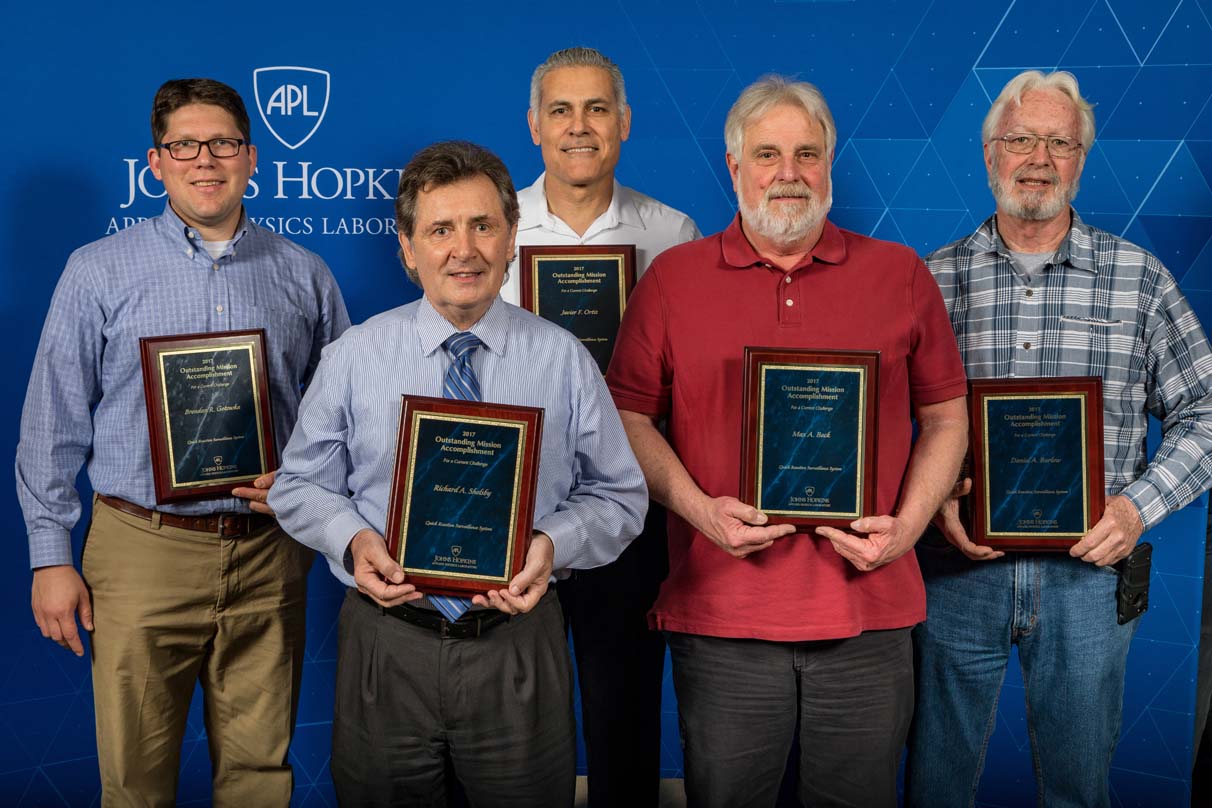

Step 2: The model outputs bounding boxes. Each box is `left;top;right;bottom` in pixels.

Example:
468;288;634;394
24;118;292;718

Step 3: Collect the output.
994;133;1083;159
159;138;247;160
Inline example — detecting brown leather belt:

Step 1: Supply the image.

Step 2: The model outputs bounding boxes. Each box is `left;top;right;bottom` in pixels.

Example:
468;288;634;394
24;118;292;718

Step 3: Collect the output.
97;494;274;538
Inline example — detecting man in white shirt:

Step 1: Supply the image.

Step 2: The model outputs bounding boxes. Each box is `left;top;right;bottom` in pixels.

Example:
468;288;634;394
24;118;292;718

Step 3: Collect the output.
502;48;699;306
504;47;699;807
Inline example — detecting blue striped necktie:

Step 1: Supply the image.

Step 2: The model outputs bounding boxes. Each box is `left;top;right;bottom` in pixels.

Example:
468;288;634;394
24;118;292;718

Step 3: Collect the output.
430;331;483;623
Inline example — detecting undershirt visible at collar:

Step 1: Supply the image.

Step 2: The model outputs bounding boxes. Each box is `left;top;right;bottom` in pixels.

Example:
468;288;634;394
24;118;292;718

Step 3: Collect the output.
1007;249;1053;282
201;239;233;260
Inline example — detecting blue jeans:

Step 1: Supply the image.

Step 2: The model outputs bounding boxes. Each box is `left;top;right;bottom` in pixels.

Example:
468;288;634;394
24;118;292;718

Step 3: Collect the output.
906;536;1138;808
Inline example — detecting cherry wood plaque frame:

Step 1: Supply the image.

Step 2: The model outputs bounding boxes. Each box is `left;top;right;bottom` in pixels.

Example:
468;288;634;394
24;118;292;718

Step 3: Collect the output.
139;329;276;504
518;244;637;373
740;347;880;531
968;376;1104;551
385;395;543;597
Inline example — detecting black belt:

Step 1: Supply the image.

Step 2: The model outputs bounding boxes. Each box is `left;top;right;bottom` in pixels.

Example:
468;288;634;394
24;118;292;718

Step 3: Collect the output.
98;494;274;538
359;593;510;639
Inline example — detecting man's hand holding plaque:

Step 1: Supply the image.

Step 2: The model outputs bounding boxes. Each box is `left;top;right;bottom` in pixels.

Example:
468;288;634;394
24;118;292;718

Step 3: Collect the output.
350;528;423;608
1067;494;1144;567
351;525;555;614
932;477;1006;561
689;494;796;559
475;532;554;614
232;470;277;515
384;395;544;598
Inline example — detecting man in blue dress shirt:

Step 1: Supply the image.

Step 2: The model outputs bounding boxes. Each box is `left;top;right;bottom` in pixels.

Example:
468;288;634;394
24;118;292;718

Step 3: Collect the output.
16;79;350;805
269;140;647;807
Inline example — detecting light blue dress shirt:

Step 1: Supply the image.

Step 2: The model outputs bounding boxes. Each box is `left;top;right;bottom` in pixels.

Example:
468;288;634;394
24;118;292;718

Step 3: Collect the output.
269;296;648;588
16;204;351;568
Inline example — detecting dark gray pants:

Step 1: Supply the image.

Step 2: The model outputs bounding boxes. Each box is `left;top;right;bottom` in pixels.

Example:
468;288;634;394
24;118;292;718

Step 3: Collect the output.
558;503;669;808
331;589;575;808
667;628;914;808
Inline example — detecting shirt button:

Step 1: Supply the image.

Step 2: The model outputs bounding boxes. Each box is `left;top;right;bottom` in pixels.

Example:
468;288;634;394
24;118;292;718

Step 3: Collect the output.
212;263;220;271
1025;289;1034;297
1023;341;1031;350
216;305;225;313
785;299;794;307
185;248;194;258
784;276;792;284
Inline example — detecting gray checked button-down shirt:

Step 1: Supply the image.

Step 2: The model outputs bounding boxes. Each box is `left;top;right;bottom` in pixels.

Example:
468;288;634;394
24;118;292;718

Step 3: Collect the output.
927;212;1212;531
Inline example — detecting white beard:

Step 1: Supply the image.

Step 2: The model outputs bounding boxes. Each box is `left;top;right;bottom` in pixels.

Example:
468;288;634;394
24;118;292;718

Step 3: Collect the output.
989;160;1079;222
738;181;832;247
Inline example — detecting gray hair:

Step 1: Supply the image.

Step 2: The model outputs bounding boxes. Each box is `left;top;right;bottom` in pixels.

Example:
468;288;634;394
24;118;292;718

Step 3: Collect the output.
982;70;1095;148
529;47;627;111
725;75;837;158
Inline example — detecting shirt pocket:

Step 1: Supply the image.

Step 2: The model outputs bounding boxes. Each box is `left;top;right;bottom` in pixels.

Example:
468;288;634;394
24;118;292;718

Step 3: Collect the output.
226;302;313;392
1055;316;1142;384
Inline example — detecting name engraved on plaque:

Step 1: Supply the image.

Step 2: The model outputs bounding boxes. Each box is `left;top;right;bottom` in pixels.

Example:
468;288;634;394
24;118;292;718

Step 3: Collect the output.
400;414;525;583
533;255;626;373
520;246;635;376
984;394;1088;536
158;344;265;489
757;365;865;519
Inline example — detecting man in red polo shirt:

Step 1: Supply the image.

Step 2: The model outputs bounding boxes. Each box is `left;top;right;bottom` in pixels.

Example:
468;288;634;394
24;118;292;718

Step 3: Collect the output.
606;75;969;807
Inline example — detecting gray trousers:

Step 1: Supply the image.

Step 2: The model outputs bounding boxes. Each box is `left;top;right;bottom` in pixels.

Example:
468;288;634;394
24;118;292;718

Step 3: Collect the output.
667;628;914;808
331;588;575;808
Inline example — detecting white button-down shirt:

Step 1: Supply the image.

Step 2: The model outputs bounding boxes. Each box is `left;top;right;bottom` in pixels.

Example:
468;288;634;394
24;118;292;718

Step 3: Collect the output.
501;173;700;306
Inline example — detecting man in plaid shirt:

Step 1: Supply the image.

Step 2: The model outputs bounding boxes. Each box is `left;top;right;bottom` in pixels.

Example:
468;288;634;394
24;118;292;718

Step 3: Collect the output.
906;70;1212;807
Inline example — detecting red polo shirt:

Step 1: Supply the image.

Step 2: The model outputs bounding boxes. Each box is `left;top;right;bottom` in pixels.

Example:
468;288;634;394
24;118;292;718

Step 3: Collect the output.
606;216;967;641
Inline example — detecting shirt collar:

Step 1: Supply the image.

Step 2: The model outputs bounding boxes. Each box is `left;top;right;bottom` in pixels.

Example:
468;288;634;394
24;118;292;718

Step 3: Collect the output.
416;295;511;358
719;213;847;270
157;202;251;254
516;172;643;238
968;208;1098;275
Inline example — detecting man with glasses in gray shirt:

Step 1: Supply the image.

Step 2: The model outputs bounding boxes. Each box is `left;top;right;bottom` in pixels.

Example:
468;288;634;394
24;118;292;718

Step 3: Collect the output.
907;70;1212;807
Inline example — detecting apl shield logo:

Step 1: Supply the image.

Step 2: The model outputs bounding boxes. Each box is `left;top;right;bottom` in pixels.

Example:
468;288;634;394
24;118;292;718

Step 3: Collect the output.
254;66;330;150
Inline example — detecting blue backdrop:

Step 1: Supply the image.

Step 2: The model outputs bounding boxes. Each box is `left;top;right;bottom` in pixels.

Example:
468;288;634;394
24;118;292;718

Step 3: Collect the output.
2;1;1210;805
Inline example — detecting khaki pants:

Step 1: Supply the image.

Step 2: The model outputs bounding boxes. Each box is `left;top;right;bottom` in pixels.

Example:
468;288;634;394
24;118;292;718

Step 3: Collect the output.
82;496;312;807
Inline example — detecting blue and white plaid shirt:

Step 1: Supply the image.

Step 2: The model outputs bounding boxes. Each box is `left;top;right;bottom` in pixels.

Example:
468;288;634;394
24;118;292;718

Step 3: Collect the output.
17;204;350;568
927;212;1212;531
